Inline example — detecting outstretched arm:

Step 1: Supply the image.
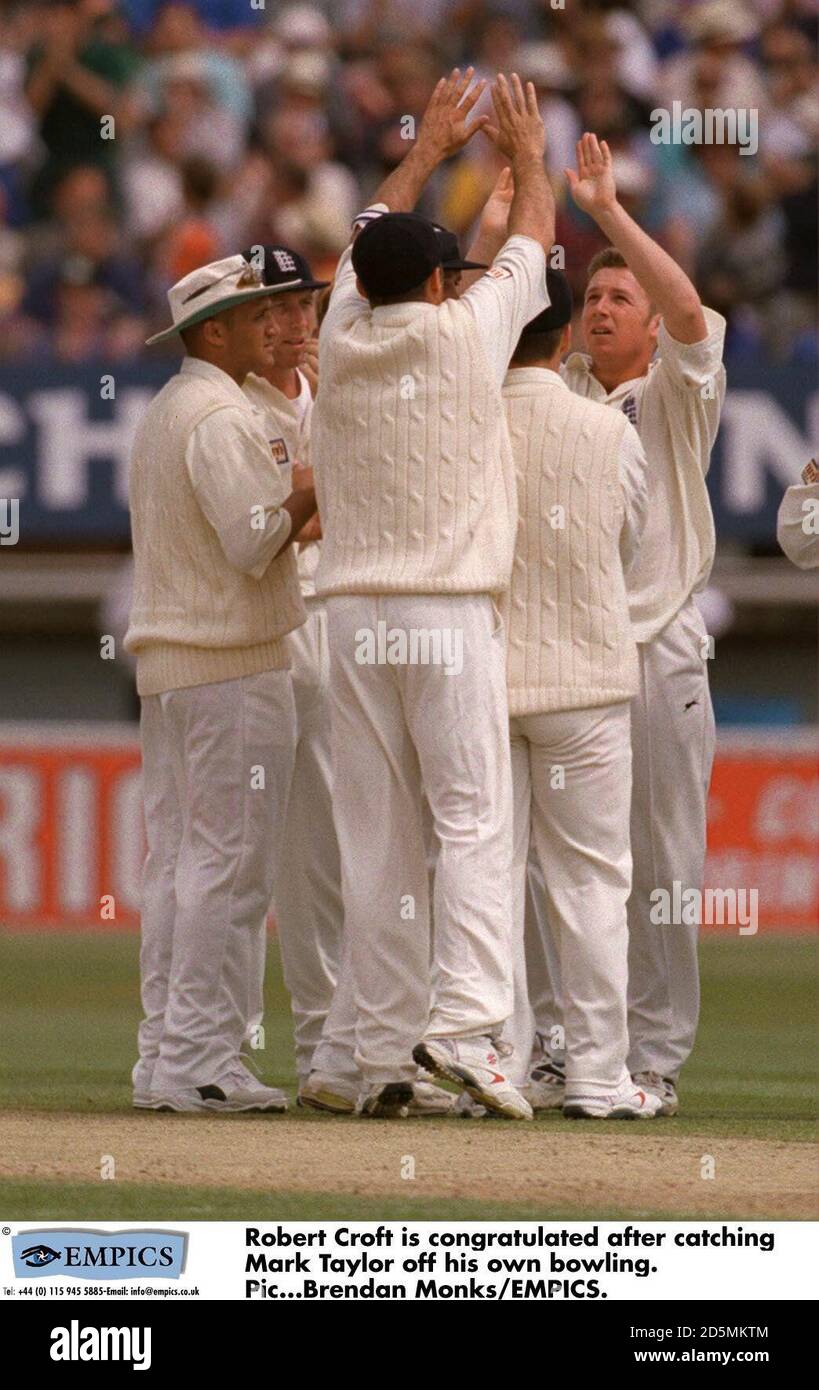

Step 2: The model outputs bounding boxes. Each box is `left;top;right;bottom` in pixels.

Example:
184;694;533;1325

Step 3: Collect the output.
368;67;487;215
483;73;554;253
463;165;515;281
567;133;707;343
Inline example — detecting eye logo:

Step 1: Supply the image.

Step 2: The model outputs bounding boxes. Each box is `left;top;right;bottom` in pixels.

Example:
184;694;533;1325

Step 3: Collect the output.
20;1244;61;1268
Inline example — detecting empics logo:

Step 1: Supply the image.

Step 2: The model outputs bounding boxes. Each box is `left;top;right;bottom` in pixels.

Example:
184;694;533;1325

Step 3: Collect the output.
50;1321;152;1372
12;1229;186;1280
20;1244;61;1268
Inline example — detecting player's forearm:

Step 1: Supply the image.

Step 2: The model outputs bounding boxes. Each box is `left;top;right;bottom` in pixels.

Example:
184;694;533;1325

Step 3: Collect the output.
371;140;440;214
508;153;554;251
594;201;707;343
279;489;318;552
465;224;506;271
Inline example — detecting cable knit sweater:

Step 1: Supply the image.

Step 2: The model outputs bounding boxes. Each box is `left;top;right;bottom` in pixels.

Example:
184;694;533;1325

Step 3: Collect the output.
501;369;638;714
312;237;547;598
125;357;305;695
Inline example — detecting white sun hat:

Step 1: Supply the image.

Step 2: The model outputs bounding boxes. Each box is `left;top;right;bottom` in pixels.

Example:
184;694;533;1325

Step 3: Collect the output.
145;255;298;347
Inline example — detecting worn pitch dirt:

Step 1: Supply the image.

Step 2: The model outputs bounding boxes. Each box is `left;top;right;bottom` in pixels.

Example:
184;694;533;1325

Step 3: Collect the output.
1;1111;816;1217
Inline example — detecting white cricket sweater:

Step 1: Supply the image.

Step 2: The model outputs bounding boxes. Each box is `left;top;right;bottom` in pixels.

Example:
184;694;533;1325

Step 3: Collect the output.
312;282;520;597
125;358;305;695
501;369;637;714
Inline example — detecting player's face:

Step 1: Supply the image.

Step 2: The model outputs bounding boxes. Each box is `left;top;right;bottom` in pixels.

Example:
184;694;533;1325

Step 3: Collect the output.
265;290;316;368
222;297;280;377
582;268;659;374
443;269;462;300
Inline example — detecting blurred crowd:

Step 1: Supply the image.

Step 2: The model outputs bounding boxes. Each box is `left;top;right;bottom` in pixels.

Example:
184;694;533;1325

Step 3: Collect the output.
0;0;815;365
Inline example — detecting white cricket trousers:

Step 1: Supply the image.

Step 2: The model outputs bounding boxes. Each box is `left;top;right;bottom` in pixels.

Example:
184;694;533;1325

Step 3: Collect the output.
325;592;515;1084
627;596;716;1079
522;599;717;1083
270;603;344;1086
510;703;633;1094
134;669;297;1094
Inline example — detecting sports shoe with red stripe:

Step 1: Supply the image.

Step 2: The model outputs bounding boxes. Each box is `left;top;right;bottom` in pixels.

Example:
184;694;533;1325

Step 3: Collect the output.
413;1036;533;1121
563;1078;663;1120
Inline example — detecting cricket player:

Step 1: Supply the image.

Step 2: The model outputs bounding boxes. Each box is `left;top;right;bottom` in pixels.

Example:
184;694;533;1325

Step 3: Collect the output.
238;244;343;1093
126;255;318;1113
311;71;553;1119
525;135;726;1115
502;269;661;1119
300;175;521;1120
777;459;819;569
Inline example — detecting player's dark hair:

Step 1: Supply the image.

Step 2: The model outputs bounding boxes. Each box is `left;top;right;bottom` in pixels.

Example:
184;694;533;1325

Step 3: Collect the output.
510;326;564;366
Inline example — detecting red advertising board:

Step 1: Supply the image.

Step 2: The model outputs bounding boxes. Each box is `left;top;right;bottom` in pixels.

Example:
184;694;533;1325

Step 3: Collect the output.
0;725;816;932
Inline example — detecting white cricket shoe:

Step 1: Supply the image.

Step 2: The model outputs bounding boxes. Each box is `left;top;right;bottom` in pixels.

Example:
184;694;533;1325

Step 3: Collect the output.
413;1037;533;1121
357;1082;414;1118
563;1079;663;1120
199;1065;288;1112
133;1089;213;1113
632;1071;679;1116
298;1072;357;1115
522;1057;565;1112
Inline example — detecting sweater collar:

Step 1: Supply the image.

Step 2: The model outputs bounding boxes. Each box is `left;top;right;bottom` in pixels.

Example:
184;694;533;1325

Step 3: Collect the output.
181;355;253;409
370;302;439;326
244;370;306;417
503;366;568;391
563;350;653;403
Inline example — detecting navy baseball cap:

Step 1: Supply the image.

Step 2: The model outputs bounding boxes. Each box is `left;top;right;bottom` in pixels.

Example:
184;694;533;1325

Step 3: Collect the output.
352;213;443;297
433;224;487;273
520;268;573;335
239;244;329;291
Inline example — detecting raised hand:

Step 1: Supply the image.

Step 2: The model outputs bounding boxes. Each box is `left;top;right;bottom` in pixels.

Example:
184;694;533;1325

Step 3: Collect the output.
478;165;515;241
484;73;545;163
416;67;488;162
566;133;618;218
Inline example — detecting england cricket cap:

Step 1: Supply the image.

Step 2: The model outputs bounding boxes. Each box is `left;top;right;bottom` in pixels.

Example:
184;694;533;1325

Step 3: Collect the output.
520;267;573;335
239;244;330;292
352;213;443;298
432;224;487;273
145;255;290;346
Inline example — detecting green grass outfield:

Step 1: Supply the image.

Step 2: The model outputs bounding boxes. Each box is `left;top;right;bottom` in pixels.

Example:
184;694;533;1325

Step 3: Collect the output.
0;931;815;1220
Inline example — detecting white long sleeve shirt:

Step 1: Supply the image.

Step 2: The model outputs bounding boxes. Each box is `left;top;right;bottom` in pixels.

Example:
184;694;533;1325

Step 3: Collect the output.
562;308;727;642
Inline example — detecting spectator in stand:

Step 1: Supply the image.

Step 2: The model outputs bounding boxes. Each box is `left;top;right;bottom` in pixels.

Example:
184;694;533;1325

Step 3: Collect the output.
25;0;140;216
154;155;221;282
659;0;767;113
159;52;244;169
138;1;252;126
23;197;145;330
122;108;186;244
761;22;819;157
250;107;358;256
